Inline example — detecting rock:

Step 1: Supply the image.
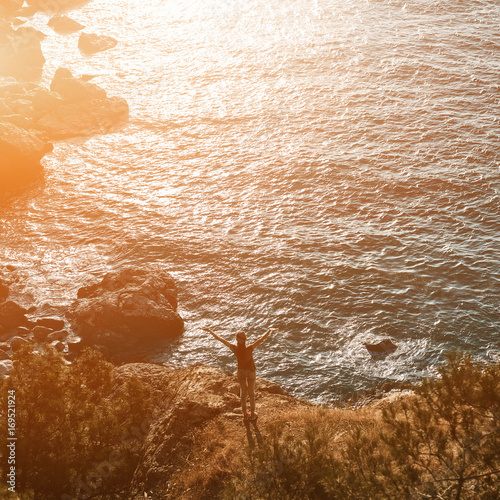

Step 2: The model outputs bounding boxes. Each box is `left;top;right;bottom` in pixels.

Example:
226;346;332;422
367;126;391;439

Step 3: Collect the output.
27;305;37;313
0;349;10;360
0;360;13;378
80;74;97;82
65;337;83;359
12;17;27;26
68;266;184;350
78;32;117;54
47;329;67;342
0;0;22;17
36;317;65;330
15;26;46;41
15;326;30;336
0;279;8;301
29;87;64;115
50;67;106;103
0;342;10;350
32;325;52;340
0;26;45;80
18;4;37;17
0;78;38;98
0;19;15;40
0;121;51;189
48;14;84;34
364;339;398;355
50;340;65;352
26;0;89;11
0;300;28;330
10;335;28;350
35;96;129;139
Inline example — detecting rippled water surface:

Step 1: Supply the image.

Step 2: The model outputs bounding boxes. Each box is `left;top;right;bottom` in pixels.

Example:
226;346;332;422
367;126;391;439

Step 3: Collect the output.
1;0;499;401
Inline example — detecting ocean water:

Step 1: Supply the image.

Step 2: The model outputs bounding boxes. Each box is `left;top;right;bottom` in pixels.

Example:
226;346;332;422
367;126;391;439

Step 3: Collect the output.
1;0;499;401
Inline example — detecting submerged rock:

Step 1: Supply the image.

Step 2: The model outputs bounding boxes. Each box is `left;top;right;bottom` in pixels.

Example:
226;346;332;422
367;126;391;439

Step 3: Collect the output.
364;339;398;355
35;96;129;138
78;32;117;54
33;70;128;138
68;266;184;350
48;14;84;34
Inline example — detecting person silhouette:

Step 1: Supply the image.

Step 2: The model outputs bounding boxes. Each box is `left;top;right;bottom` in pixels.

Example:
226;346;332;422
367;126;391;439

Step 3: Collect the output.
202;327;277;421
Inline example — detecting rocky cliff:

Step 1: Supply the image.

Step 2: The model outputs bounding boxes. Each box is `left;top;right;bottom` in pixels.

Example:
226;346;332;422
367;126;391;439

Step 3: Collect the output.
113;363;312;499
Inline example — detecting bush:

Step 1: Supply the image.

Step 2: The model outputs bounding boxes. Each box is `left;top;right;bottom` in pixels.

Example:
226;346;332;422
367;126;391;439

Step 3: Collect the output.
0;341;152;500
228;353;500;500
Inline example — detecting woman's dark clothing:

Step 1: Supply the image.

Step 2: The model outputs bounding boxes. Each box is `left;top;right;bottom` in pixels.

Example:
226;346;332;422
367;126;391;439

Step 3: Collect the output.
230;344;256;372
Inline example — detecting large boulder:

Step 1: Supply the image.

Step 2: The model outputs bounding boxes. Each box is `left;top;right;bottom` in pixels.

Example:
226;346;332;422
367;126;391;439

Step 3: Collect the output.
0;121;52;189
34;92;128;139
0;300;29;331
0;26;45;80
78;32;117;54
68;267;184;349
47;14;84;34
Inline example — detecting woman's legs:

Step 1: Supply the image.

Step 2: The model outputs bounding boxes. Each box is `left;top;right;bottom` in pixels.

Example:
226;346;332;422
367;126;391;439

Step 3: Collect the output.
238;373;249;418
248;373;256;418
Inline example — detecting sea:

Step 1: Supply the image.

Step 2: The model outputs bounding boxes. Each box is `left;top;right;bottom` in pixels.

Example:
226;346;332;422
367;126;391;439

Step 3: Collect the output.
1;0;499;402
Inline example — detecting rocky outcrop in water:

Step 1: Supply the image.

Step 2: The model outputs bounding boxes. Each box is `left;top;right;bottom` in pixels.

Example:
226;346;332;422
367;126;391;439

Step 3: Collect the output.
78;32;117;54
47;14;84;34
0;25;46;80
68;267;184;350
32;67;128;138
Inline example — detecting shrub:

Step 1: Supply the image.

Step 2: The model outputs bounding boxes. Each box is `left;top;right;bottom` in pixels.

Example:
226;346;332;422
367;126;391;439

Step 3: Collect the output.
228;353;500;500
0;341;152;500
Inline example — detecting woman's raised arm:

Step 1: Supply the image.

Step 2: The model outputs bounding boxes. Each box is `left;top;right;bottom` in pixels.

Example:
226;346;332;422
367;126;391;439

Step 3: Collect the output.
201;327;234;349
251;327;278;349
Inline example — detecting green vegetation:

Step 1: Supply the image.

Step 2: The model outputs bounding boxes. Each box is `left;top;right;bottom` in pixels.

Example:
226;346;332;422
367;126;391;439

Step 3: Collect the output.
0;342;152;500
226;353;500;499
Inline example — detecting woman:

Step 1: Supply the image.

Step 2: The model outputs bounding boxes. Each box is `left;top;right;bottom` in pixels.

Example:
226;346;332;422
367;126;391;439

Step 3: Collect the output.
202;326;277;421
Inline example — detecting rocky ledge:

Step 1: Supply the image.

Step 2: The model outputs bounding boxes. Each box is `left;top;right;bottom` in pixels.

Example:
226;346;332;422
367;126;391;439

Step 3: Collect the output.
113;362;302;499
